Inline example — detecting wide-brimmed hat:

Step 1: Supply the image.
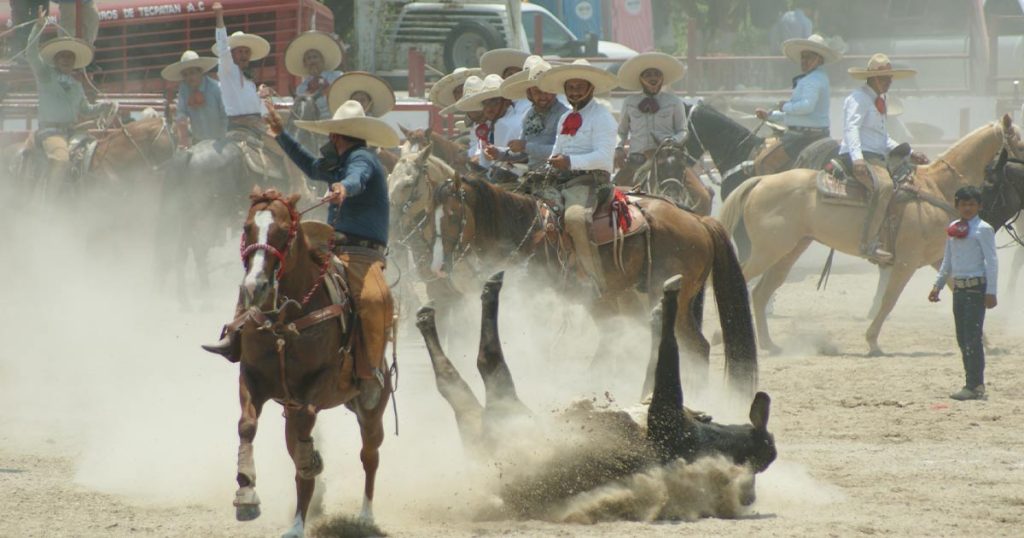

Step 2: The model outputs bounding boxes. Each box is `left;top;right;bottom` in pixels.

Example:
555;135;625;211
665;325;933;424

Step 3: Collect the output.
161;50;218;81
537;59;618;95
848;53;916;80
455;74;505;112
294;100;400;147
429;67;484;109
40;37;93;69
616;52;686;91
782;34;841;65
211;31;271;61
479;48;530;76
327;71;395;117
500;55;553;100
284;31;343;77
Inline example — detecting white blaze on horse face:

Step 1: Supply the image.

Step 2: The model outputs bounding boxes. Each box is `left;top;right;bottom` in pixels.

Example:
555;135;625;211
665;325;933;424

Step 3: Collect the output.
243;210;274;294
431;206;445;273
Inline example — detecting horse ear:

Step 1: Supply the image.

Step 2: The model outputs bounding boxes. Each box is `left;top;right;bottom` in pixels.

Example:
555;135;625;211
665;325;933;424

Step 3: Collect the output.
286;193;302;208
424;126;433;140
1002;114;1013;131
419;142;434;163
398;124;413;140
250;185;264;201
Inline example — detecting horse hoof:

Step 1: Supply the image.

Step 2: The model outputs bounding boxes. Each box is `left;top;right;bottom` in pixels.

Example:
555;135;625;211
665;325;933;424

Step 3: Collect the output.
867;348;884;357
761;343;783;355
234;487;261;521
415;304;436;329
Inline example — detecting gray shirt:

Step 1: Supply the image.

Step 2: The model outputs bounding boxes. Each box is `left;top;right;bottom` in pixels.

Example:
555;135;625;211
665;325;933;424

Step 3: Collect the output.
519;99;568;169
617;91;687;155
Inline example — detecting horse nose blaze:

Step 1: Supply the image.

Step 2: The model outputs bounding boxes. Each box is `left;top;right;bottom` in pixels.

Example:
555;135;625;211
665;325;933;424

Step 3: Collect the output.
243;210;274;296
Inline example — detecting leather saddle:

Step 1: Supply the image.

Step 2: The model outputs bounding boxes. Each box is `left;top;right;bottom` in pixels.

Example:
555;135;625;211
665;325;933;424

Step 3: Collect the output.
591;192;649;246
20;130;97;181
816;169;869;206
226;128;288;181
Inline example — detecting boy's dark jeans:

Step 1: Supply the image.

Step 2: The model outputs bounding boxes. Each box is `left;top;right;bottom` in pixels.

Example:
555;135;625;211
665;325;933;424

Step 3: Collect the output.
953;283;986;388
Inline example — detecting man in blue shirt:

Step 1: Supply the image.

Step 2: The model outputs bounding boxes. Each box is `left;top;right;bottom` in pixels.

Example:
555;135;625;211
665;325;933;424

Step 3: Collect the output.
161;50;227;147
756;34;838;172
929;186;999;401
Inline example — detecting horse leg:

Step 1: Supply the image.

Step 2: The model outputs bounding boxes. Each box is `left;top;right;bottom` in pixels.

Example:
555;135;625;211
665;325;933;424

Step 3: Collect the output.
354;395;388;523
415;304;485;453
234;376;265;521
641;301;663;400
867;265;893;320
750;238;812;353
865;262;917;356
283;405;320;538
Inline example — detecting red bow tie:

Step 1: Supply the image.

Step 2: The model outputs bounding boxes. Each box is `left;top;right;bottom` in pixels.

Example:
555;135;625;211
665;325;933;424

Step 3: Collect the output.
947;219;969;239
561;112;583;136
188;90;205;108
875;96;886;115
475;123;490;142
638;96;660;114
307;76;326;93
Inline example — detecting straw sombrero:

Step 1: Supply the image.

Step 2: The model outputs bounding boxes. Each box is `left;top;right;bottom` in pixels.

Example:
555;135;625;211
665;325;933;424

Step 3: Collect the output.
40;37;93;69
479;48;530;76
429;67;483;109
500;55;553;100
284;31;343;77
211;31;271;61
848;53;916;80
161;50;218;82
537;59;618;95
455;74;504;112
616;52;686;91
327;71;395;117
294;100;400;147
781;34;841;65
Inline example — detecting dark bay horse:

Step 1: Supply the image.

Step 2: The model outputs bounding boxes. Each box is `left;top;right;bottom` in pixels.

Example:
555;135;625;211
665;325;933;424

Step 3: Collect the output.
230;188;391;537
434;176;757;394
982;150;1024;293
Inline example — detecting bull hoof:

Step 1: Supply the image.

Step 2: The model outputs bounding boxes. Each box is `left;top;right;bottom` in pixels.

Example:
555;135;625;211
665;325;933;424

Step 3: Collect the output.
233;487;261;521
761;343;783;355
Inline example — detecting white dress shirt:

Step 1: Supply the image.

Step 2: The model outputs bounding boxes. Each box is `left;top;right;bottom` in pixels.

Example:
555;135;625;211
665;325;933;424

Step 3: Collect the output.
934;215;999;294
551;98;617;174
477;101;526;168
215;27;263;117
839;84;899;162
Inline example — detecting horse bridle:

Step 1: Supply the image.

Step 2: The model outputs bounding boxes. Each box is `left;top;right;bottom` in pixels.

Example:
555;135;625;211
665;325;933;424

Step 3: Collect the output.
986;152;1024;247
240;197;301;282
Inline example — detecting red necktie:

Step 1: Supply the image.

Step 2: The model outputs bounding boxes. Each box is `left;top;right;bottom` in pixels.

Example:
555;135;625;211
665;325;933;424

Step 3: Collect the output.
475;123;490;143
947;219;969;239
561;112;583;135
188;90;205;108
875;96;886;115
307;76;325;93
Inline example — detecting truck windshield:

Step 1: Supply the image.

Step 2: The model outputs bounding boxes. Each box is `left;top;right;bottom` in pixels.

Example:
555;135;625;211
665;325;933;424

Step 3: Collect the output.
522;11;575;54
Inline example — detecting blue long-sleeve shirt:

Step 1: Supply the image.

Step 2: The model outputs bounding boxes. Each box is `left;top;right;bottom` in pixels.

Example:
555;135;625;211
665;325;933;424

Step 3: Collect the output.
769;66;830;129
934;215;998;294
276;132;389;245
175;77;227;142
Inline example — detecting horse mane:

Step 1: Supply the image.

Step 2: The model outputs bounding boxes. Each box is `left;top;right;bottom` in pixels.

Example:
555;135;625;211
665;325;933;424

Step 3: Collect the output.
440;177;537;245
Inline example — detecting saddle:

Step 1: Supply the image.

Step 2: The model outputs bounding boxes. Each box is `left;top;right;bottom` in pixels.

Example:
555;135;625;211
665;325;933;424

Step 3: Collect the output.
20;130;98;182
816;169;869;206
226;128;288;181
753;138;790;176
591;190;649;246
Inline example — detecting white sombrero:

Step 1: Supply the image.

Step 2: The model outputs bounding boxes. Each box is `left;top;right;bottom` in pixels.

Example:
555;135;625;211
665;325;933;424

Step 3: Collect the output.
455;74;504;112
429;67;483;109
616;52;686;91
211;31;271;61
537;58;618;95
499;55;553;100
782;34;841;65
40;37;93;69
848;53;916;80
161;50;218;82
327;71;395;117
479;48;530;76
284;31;343;77
294;100;400;147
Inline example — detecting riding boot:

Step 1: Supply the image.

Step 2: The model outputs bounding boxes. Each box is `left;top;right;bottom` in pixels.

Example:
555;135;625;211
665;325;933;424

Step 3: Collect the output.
201;295;245;362
859;179;895;265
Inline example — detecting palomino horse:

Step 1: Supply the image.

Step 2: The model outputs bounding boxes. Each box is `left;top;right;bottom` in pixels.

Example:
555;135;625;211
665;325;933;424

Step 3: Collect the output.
434;175;758;394
229;188;391;537
719;116;1024;355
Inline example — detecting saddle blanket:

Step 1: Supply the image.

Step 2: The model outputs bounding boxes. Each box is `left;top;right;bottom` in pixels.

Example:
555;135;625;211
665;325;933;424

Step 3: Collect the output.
816;170;868;206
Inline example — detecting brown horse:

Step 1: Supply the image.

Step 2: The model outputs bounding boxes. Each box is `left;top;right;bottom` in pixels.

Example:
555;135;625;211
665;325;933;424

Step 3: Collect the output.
399;125;468;171
90;115;176;182
229;188;391;537
434;175;758;394
718;116;1024;355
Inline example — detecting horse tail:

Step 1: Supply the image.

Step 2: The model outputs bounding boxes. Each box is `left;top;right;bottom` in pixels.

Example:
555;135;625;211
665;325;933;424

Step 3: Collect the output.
717;176;761;238
701;216;757;395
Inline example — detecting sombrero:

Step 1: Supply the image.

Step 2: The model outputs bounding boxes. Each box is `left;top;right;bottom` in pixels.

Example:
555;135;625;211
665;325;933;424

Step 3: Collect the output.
616;52;686;91
40;37;93;69
211;31;271;61
537;58;618;95
479;48;530;76
327;71;395;117
284;31;343;77
848;53;916;80
500;55;553;100
781;34;841;65
294;100;400;147
161;50;218;82
455;74;504;112
429;67;483;109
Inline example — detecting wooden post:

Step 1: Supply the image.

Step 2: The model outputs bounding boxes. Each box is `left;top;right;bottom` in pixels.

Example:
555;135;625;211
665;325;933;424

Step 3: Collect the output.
408;48;425;98
686;18;698;94
533;13;543;55
75;0;83;39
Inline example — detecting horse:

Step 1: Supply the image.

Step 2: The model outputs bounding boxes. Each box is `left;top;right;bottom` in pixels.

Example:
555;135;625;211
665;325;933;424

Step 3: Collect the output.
434;175;758;394
623;138;714;216
229;188;391;537
399;125;468;172
718;115;1024;356
981;149;1024;294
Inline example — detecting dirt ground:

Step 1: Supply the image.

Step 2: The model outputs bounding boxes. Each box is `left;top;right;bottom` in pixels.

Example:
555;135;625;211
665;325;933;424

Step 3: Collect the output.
2;204;1024;537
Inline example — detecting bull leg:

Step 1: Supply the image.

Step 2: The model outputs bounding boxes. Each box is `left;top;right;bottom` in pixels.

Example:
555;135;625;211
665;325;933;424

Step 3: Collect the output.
640;302;664;400
415;304;485;453
234;375;265;521
675;285;711;395
282;405;320;538
477;272;528;414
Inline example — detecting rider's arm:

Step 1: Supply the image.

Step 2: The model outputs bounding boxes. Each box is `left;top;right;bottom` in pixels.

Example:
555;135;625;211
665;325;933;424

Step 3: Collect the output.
671;98;687;142
275;131;323;179
26;18;50;81
174;83;191;145
842;94;866;162
339;152;374;198
616;101;630;149
214;18;241;91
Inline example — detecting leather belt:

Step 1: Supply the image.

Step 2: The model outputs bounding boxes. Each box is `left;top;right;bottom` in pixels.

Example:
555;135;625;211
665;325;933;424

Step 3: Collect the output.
333;232;387;254
789;126;829;134
953;277;985;289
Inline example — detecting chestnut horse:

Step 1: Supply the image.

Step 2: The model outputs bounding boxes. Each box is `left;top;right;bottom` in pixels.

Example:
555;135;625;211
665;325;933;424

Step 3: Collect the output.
229;188;391;537
719;116;1024;355
434;176;757;394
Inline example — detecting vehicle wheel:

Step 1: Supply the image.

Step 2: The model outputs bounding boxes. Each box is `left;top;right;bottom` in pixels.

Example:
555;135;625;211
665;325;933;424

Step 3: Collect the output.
443;21;502;72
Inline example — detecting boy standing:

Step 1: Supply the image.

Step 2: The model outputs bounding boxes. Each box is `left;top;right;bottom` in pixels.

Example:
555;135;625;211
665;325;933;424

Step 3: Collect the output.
929;186;998;401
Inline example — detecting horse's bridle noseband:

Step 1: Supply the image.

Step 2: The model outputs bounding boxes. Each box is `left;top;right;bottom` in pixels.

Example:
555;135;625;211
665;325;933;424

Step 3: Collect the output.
240;198;301;281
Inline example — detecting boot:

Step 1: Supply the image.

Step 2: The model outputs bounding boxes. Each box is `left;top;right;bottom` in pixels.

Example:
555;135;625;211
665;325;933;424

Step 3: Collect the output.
201;328;241;362
949;384;986;401
859;185;893;265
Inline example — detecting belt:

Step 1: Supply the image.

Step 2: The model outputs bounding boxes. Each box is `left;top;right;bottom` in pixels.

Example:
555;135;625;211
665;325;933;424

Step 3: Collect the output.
559;169;611;181
789;126;829;134
953;277;985;289
333;232;387;254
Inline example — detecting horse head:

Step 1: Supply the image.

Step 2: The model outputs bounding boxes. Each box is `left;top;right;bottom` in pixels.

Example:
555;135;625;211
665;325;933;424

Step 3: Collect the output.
435;175;475;275
982;148;1024;233
1001;113;1024;159
240;186;303;310
684;100;763;172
